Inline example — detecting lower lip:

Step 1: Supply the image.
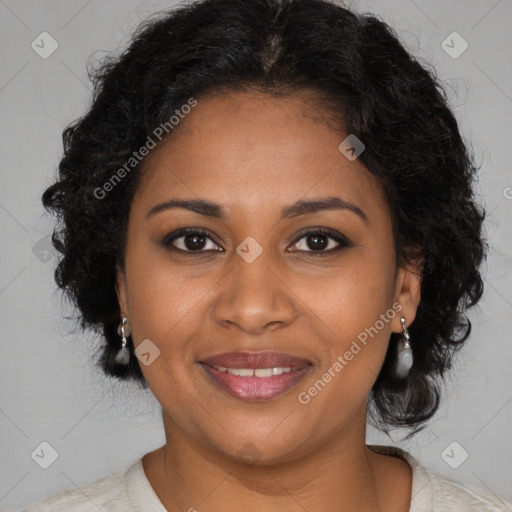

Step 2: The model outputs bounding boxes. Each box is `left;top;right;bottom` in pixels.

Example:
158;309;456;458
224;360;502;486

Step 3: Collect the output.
199;363;312;401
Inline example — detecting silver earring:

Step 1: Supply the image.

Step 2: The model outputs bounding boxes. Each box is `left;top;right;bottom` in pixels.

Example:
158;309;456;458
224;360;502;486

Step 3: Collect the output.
115;317;130;365
395;317;413;378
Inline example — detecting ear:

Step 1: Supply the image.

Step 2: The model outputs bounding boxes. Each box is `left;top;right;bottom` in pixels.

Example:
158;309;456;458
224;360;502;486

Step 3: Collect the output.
115;263;129;317
391;258;423;333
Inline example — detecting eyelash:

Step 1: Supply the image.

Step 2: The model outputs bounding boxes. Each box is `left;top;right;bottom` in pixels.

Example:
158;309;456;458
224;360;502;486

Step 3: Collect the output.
162;227;352;256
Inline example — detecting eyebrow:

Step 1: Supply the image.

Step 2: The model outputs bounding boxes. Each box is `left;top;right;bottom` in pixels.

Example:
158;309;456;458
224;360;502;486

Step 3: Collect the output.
147;196;368;223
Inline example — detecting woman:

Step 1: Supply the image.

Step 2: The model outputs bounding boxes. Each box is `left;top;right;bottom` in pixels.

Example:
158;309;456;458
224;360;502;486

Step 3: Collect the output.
24;0;512;510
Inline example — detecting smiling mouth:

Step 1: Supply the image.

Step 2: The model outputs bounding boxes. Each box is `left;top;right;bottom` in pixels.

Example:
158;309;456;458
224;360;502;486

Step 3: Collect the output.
211;366;295;377
198;351;313;401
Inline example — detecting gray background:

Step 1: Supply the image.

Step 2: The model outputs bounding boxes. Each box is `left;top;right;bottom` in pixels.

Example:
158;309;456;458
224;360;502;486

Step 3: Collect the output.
1;0;511;510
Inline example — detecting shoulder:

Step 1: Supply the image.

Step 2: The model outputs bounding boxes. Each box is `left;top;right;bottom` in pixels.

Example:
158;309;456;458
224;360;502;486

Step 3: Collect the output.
420;465;512;511
368;444;512;512
21;461;136;512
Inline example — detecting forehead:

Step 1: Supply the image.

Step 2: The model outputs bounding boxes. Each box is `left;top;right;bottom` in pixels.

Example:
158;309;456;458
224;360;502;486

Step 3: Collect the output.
134;91;388;222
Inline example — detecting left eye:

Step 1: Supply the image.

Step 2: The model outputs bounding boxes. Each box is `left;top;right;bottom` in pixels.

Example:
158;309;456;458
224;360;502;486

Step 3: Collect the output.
289;230;350;253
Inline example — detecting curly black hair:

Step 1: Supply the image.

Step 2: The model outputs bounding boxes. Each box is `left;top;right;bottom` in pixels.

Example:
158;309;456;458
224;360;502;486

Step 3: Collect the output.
42;0;486;433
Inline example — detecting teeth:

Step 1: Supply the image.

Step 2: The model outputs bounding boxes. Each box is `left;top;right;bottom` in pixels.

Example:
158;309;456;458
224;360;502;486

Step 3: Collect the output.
227;368;254;377
214;366;293;377
255;368;273;377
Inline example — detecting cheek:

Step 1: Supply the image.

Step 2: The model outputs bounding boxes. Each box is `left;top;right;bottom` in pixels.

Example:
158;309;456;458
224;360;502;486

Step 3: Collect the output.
296;248;396;392
123;236;209;337
299;247;396;336
122;249;205;416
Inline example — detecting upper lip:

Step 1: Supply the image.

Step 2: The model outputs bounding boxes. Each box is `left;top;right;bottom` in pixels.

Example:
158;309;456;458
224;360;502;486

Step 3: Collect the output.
200;351;313;369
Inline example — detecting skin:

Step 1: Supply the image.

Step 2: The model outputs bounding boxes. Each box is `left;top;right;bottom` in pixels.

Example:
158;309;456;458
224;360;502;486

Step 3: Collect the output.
115;90;423;512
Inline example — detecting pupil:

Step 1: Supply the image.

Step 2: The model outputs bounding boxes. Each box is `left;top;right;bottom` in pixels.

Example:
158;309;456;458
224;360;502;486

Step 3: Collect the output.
185;234;206;250
308;234;327;250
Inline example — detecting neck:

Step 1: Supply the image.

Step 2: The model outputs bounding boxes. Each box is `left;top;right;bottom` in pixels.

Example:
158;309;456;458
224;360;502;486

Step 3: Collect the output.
142;409;410;512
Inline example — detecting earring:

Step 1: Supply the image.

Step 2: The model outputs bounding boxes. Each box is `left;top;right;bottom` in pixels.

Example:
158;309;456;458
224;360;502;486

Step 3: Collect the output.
114;317;130;365
395;317;413;378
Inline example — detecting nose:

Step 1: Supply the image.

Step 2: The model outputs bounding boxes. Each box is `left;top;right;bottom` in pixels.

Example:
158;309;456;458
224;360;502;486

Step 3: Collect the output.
212;248;298;335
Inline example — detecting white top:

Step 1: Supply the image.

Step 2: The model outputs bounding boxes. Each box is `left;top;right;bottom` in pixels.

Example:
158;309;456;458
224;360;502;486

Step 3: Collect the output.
22;445;512;511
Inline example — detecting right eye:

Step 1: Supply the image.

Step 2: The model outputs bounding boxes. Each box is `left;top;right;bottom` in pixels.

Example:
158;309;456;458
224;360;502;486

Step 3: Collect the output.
163;228;224;253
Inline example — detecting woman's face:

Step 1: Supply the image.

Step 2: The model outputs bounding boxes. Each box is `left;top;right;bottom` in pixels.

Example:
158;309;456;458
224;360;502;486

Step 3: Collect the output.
116;91;421;463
